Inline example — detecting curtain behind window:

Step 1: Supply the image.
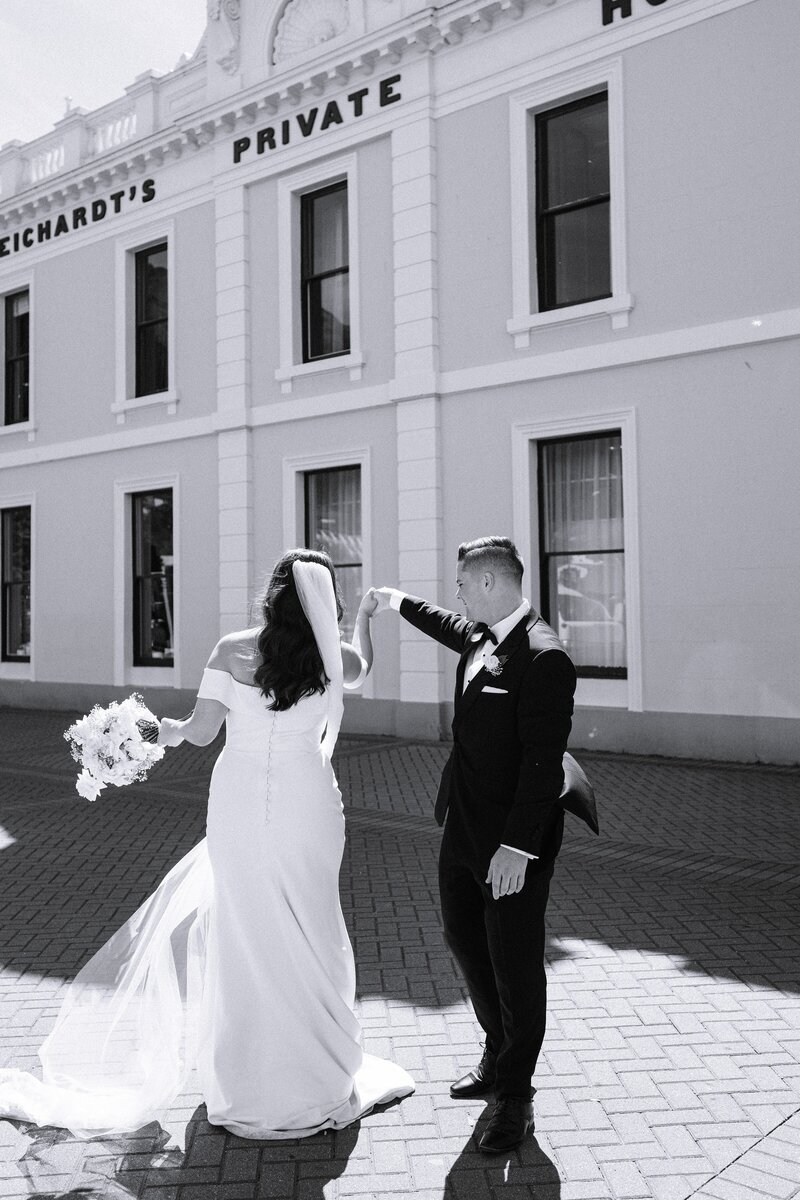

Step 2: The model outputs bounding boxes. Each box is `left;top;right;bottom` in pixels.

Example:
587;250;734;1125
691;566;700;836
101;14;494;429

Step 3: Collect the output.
539;433;626;673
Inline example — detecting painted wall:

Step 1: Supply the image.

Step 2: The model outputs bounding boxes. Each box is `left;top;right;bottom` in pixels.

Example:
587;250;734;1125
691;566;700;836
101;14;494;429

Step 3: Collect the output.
436;337;800;724
249;135;396;405
436;0;799;372
21;198;217;449
0;435;219;701
0;0;796;761
621;0;799;334
250;402;402;701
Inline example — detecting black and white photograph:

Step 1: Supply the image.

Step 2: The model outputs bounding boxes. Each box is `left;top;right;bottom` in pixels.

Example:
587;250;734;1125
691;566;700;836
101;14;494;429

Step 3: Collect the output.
0;0;798;1196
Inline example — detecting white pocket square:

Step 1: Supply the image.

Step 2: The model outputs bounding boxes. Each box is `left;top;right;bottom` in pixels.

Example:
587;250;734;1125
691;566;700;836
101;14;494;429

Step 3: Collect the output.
482;686;509;694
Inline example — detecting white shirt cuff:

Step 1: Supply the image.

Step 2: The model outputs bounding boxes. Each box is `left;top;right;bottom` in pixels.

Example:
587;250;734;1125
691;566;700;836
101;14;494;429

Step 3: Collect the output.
501;843;538;860
388;589;406;612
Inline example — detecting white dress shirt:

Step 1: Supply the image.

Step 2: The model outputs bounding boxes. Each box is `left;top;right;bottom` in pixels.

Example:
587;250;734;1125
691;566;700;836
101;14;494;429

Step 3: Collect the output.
387;591;537;861
463;599;530;691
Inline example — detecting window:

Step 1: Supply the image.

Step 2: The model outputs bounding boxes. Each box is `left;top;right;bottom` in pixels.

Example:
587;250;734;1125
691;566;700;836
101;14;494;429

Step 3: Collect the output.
304;466;362;640
4;290;29;425
135;244;168;397
1;506;31;662
301;182;350;363
535;93;610;312
538;432;625;677
132;490;174;666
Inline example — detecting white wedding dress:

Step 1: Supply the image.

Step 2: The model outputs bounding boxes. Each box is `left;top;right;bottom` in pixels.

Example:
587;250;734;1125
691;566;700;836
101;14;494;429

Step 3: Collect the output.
0;567;414;1146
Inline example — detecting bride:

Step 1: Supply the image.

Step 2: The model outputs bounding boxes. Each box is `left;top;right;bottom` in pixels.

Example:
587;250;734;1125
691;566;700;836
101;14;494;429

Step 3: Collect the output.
0;549;414;1145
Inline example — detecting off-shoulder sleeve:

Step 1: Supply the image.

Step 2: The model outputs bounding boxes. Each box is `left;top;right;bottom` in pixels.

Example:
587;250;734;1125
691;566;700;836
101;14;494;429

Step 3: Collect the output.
197;667;234;707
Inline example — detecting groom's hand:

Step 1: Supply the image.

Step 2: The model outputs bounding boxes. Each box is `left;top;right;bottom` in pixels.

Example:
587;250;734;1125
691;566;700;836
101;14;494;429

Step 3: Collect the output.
370;587;396;614
486;846;529;899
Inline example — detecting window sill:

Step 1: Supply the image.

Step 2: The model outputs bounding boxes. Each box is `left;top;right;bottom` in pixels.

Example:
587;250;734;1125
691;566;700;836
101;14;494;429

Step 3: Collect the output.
575;676;628;709
275;352;365;395
507;294;634;349
112;390;179;424
126;665;176;688
0;661;32;679
0;420;36;443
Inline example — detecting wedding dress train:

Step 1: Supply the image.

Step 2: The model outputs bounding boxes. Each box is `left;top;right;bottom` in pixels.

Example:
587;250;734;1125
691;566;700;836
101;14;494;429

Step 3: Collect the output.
0;665;414;1145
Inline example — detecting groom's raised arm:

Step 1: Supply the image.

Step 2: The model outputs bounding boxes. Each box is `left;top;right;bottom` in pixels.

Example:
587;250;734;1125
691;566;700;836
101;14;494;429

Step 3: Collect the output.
373;589;472;655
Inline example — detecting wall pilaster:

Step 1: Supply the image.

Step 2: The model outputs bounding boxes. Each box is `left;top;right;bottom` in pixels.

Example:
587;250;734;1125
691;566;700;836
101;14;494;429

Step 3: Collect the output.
215;184;253;634
395;396;444;736
391;109;439;393
217;428;254;635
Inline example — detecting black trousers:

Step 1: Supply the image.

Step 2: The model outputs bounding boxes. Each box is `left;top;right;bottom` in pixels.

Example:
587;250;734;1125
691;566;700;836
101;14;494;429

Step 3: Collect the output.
438;817;561;1100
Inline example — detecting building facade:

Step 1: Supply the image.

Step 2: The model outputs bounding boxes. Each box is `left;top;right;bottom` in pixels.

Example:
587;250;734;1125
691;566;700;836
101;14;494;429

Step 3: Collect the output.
0;0;797;762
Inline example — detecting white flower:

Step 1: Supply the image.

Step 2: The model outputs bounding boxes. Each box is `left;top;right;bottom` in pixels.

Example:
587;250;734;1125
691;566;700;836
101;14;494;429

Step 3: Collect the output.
76;769;103;802
484;653;507;677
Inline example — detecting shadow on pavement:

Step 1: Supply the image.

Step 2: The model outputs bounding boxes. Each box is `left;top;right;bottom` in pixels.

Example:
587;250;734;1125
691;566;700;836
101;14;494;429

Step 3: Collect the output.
11;1107;361;1199
2;772;800;1005
443;1111;561;1199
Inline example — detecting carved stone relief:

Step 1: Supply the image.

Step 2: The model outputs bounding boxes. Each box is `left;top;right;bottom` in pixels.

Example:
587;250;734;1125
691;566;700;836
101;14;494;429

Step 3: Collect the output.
272;0;350;66
208;0;241;74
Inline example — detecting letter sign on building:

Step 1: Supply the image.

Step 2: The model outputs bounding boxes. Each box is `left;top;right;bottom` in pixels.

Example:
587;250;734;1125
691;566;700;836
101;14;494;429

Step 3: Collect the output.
602;0;671;24
232;75;403;165
0;181;158;259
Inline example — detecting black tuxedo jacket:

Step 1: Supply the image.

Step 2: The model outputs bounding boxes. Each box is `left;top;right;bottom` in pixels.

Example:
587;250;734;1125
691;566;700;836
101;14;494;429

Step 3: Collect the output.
399;595;579;863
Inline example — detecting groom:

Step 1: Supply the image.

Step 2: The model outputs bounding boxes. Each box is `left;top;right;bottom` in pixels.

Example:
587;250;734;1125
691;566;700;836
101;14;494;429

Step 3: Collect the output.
372;537;577;1153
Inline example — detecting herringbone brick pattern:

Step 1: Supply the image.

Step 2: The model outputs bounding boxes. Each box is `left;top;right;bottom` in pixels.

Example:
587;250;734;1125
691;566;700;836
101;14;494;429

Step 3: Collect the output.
0;707;798;1199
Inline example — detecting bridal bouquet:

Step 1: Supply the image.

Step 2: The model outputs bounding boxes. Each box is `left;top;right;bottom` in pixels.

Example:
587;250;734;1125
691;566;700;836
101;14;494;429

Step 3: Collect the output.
64;694;165;802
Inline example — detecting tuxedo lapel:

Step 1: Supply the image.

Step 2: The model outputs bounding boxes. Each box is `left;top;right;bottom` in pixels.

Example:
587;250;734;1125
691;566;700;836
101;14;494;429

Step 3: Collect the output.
455;623;486;699
454;611;535;726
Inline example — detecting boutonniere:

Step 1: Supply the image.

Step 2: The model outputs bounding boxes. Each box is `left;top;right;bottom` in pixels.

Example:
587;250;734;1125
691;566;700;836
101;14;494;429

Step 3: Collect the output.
484;654;507;677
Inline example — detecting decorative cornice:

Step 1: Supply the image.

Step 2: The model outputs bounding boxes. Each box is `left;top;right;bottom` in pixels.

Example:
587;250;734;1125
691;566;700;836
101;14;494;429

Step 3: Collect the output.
0;0;550;223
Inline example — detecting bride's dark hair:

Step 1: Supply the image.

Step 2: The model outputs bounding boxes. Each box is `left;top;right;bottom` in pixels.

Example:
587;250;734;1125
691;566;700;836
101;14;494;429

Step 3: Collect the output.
253;548;344;710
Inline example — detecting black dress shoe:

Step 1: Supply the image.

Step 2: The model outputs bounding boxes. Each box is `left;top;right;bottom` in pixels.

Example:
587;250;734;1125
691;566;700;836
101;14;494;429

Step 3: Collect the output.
477;1097;534;1153
449;1049;497;1098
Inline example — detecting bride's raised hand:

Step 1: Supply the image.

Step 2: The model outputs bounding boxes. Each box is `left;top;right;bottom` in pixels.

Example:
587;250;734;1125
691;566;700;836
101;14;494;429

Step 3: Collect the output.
358;588;379;618
369;587;396;615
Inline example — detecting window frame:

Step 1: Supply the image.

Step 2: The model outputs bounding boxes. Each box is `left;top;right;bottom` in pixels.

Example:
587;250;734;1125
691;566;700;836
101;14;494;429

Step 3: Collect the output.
113;223;178;421
303;464;363;642
275;154;364;393
537;429;626;680
507;57;632;348
534;93;612;315
1;503;32;665
134;243;169;400
4;290;30;426
300;180;351;365
131;488;175;669
0;274;35;440
511;408;641;711
114;474;180;688
282;448;373;697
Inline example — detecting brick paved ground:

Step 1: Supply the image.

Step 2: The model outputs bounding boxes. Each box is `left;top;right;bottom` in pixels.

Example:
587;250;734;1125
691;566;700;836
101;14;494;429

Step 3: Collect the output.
1;707;799;1200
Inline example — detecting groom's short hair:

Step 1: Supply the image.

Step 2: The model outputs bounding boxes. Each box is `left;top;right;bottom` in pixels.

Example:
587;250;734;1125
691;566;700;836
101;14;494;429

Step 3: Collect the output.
458;536;524;583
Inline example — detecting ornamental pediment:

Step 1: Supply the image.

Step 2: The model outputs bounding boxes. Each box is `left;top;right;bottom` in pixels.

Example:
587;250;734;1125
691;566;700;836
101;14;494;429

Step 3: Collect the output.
272;0;351;66
223;0;441;87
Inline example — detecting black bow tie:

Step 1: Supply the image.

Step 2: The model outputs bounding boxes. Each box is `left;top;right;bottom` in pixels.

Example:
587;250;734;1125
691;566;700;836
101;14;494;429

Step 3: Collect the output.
470;622;498;645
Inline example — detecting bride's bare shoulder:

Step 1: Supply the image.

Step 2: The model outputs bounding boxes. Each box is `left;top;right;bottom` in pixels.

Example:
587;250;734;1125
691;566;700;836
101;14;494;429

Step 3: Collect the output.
207;628;261;671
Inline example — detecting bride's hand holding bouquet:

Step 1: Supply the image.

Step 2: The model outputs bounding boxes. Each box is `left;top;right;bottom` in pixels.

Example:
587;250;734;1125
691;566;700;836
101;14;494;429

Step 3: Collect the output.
157;718;186;748
64;694;166;802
